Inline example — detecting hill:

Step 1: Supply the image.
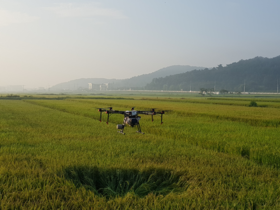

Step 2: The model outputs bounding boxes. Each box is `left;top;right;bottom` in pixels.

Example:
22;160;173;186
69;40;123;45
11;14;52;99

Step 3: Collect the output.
109;65;205;89
146;56;280;92
50;65;204;91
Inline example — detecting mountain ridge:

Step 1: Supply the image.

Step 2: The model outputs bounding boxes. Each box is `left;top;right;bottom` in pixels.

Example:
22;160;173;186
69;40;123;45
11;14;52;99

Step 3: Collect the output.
50;65;204;90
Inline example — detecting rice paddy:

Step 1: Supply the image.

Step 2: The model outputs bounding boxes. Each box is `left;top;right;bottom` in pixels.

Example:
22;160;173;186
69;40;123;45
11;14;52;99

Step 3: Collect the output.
1;94;280;209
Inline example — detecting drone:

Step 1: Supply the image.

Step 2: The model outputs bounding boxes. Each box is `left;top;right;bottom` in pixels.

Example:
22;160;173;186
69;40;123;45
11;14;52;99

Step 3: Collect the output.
97;107;165;134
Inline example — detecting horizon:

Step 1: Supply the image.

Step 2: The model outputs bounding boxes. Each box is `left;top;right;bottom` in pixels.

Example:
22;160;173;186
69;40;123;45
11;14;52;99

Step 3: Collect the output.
1;0;280;89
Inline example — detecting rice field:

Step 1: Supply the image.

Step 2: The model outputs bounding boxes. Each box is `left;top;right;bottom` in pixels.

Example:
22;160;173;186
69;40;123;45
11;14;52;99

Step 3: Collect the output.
1;94;280;209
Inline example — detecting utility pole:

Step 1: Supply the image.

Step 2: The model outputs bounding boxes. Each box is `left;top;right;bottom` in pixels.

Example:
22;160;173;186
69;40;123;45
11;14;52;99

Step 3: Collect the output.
244;80;245;93
190;81;191;92
277;79;279;93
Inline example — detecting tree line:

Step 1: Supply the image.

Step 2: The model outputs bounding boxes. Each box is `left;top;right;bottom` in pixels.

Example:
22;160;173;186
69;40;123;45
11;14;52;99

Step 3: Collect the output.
145;56;280;92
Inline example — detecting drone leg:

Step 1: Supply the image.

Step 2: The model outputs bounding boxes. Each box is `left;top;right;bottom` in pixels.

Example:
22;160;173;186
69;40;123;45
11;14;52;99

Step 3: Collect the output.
136;124;144;134
106;113;109;124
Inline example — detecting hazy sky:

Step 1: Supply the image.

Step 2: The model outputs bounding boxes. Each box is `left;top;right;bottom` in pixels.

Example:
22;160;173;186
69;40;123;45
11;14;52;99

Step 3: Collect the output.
1;0;280;88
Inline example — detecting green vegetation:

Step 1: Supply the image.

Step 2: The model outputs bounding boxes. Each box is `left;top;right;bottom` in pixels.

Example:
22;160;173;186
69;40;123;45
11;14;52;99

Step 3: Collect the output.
146;56;280;92
1;95;280;209
249;101;258;107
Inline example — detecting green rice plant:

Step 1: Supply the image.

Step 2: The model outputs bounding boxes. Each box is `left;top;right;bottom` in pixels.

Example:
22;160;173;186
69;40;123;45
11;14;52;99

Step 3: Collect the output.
64;166;186;198
249;101;258;107
1;98;280;208
25;99;280;169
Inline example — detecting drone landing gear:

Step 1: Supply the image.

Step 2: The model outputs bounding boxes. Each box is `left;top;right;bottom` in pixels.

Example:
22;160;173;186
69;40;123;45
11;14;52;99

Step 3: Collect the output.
118;130;125;135
136;124;145;134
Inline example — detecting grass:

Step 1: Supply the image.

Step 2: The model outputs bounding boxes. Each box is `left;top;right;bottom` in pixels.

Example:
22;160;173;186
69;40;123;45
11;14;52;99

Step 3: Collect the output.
0;95;280;209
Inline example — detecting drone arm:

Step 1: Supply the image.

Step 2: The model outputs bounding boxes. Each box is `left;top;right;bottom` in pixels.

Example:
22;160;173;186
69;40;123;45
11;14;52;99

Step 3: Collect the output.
112;111;125;114
137;111;154;115
105;110;125;124
137;111;156;122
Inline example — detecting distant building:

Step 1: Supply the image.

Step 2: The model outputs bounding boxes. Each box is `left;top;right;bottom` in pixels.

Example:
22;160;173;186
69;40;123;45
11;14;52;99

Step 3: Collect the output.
88;83;109;91
101;83;109;91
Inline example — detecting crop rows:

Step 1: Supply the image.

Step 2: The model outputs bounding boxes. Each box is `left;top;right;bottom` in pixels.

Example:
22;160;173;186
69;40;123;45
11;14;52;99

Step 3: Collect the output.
1;98;280;209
